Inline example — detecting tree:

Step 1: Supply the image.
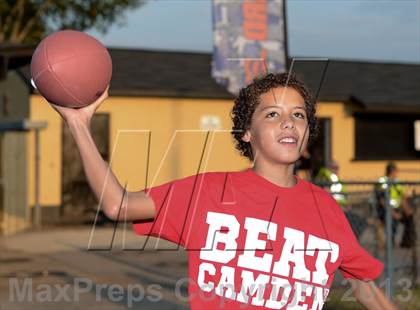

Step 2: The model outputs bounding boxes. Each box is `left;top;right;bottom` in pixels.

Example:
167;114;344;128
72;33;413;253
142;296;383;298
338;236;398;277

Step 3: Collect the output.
0;0;145;44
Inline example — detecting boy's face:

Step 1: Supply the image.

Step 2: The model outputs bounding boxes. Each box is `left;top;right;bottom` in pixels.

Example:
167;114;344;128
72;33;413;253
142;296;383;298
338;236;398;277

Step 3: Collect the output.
242;86;309;166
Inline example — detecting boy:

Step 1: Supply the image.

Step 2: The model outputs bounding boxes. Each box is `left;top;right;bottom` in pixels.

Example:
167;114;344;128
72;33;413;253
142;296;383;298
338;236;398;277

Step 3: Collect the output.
51;72;396;309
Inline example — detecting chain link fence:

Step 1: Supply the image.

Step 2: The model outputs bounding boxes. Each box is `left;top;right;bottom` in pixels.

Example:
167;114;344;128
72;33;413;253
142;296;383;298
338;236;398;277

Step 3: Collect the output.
315;180;420;299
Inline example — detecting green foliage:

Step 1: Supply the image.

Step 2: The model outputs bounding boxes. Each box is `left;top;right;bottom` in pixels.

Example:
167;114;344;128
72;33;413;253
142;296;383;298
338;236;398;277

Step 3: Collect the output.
0;0;145;44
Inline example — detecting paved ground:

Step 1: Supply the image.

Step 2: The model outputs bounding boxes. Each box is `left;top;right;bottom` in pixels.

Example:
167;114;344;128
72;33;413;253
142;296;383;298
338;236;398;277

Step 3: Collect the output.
0;225;190;309
1;224;418;309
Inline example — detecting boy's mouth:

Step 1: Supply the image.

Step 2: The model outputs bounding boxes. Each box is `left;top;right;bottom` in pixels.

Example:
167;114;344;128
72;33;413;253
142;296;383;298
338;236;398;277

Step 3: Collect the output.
277;134;298;146
278;137;297;144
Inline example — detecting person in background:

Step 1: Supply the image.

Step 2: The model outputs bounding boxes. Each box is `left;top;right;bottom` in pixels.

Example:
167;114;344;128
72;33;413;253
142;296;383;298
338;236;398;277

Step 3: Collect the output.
315;160;368;239
375;162;414;248
315;160;348;207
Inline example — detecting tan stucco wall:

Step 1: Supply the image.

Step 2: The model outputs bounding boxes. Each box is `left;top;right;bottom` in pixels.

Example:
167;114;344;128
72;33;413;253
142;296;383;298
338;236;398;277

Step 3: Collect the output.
99;96;249;190
28;96;62;208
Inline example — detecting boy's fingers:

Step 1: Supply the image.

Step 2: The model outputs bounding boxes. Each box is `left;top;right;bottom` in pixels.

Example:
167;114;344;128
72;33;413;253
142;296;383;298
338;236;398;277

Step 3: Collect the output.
98;85;109;100
50;84;109;115
49;103;64;113
89;86;109;110
100;87;109;101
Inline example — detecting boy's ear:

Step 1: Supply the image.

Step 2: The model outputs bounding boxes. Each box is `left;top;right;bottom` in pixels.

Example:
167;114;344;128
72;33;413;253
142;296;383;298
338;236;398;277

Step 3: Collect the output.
241;129;251;143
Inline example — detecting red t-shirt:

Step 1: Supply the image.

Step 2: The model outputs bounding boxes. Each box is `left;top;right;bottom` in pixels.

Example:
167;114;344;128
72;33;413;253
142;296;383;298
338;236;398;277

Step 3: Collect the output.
133;168;383;309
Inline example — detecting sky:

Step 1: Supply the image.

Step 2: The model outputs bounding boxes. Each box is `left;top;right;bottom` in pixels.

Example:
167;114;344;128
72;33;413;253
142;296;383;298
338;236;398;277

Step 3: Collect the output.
87;0;420;64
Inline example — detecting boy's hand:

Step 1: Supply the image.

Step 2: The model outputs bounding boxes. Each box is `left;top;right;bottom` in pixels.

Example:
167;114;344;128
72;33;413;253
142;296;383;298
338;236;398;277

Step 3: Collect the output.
50;85;109;127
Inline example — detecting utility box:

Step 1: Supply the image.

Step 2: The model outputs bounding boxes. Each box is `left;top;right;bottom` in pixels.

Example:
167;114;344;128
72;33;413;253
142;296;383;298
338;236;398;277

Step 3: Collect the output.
0;131;29;235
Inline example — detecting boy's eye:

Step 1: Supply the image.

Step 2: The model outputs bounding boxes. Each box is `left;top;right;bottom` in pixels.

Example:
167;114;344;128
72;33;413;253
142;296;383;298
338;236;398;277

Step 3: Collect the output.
266;111;278;118
294;112;306;119
266;111;306;119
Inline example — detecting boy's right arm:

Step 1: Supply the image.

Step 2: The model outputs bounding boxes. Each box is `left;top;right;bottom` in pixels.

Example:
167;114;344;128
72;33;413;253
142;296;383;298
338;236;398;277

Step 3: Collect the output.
67;118;156;222
50;87;156;222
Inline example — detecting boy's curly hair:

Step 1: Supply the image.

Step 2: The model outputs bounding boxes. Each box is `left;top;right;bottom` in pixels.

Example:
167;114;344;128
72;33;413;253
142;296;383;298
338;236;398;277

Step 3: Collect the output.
230;72;318;161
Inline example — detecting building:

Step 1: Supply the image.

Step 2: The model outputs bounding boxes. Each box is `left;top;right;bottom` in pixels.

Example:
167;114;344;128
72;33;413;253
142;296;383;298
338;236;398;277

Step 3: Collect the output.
0;46;419;234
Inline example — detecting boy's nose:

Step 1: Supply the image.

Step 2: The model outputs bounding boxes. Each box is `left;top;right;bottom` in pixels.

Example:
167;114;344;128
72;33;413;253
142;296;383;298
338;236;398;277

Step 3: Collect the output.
280;115;295;129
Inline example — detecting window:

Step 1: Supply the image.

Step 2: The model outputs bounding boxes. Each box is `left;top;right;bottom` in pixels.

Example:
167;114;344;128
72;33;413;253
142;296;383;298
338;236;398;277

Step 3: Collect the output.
354;113;420;160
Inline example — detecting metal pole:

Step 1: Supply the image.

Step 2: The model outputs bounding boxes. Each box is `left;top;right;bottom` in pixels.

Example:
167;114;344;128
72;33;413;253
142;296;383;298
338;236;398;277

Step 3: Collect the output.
324;119;331;166
34;129;41;228
384;181;393;298
283;0;289;69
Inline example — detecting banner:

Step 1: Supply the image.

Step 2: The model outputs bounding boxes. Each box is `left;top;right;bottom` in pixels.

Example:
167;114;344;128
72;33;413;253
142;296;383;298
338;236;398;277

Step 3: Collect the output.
212;0;287;95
